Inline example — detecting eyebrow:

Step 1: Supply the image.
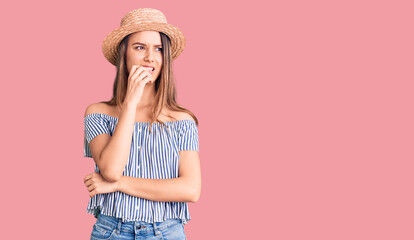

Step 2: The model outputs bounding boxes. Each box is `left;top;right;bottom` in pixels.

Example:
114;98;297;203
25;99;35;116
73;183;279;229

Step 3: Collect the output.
132;42;162;47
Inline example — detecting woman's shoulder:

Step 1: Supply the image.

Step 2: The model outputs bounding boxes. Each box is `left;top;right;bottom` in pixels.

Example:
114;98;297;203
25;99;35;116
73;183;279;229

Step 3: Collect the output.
84;102;195;122
84;102;111;118
168;110;195;122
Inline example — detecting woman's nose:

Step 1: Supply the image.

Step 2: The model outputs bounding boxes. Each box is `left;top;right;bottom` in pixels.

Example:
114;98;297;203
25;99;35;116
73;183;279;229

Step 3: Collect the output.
145;50;154;61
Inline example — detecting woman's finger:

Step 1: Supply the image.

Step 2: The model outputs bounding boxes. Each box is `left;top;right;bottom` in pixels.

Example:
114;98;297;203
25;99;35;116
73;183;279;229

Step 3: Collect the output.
140;70;153;83
132;66;153;83
128;65;139;79
84;174;93;183
84;179;92;187
130;66;145;82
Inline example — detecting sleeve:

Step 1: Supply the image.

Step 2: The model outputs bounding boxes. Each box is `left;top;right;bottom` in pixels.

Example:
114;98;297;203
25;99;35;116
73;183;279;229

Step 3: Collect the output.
83;114;111;158
178;121;199;152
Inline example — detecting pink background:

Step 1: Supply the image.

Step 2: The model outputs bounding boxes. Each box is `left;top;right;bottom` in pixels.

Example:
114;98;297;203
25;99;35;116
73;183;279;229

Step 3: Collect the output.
1;0;413;239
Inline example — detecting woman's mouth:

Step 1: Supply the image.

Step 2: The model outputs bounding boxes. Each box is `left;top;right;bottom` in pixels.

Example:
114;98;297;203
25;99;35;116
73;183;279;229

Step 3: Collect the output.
142;66;155;73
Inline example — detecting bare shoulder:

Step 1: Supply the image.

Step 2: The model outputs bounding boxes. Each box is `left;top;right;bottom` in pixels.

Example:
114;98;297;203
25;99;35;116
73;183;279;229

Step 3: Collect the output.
170;110;195;122
84;102;110;118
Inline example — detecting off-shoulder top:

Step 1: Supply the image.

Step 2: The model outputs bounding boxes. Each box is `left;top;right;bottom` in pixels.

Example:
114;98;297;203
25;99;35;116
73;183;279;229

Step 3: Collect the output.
83;113;199;224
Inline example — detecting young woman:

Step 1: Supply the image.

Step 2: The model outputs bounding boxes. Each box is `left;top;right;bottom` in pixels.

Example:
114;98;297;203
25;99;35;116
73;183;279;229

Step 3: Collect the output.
83;8;200;240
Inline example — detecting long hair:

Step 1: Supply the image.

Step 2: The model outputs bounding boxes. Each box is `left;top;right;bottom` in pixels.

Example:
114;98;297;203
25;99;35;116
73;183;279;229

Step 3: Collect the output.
101;32;198;133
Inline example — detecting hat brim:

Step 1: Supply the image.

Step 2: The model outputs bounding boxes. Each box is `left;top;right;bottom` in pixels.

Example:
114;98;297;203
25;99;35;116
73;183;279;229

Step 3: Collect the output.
102;23;185;66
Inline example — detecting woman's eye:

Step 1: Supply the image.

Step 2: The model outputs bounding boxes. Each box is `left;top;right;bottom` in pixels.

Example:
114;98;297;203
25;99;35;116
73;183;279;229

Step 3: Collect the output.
134;46;162;52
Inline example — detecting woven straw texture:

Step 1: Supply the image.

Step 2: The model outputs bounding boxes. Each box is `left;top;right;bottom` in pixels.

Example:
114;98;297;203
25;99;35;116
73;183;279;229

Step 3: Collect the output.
102;8;185;66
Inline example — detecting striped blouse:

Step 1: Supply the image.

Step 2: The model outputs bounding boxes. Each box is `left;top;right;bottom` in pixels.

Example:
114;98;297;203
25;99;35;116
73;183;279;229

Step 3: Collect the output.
83;113;199;224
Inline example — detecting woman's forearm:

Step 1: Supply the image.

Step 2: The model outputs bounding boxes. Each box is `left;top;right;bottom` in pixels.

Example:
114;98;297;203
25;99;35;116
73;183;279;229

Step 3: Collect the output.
99;104;136;182
115;176;198;202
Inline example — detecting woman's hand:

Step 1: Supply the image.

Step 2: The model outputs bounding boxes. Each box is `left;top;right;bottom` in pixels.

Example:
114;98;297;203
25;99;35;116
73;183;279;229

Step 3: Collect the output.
123;65;154;106
83;172;119;198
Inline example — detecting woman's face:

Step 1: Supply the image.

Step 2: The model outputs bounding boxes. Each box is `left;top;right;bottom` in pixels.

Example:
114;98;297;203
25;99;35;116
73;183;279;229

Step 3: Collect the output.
126;31;163;81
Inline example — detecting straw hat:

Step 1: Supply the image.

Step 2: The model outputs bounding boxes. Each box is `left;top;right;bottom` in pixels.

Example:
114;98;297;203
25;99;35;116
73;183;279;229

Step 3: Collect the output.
102;8;186;66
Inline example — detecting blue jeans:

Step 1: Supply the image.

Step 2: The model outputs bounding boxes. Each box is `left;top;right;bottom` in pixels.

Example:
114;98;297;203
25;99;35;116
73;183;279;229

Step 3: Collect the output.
90;212;187;240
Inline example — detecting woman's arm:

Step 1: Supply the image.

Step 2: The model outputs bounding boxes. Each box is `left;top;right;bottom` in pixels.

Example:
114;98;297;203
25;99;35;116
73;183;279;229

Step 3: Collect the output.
116;150;201;202
86;103;136;182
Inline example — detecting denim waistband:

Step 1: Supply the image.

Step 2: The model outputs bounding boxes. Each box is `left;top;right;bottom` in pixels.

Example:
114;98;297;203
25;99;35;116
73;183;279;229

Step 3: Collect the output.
96;212;183;234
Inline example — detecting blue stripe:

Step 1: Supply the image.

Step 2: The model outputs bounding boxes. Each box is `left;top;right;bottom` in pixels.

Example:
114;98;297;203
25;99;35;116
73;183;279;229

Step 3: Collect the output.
83;113;199;224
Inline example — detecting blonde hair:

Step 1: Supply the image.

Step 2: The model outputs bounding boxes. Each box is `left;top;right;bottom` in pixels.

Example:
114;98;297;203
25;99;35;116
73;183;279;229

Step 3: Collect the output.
101;32;198;133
